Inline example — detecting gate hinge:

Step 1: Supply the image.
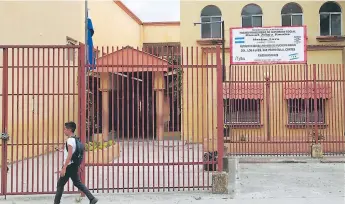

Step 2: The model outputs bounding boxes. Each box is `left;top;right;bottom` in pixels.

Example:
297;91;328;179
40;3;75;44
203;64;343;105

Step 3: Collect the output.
1;133;10;141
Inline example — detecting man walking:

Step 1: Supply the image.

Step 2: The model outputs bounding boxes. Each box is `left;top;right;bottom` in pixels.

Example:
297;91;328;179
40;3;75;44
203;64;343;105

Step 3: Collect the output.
54;121;98;204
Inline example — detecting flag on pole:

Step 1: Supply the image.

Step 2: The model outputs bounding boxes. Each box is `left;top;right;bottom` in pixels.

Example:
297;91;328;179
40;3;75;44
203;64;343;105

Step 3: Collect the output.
87;15;95;70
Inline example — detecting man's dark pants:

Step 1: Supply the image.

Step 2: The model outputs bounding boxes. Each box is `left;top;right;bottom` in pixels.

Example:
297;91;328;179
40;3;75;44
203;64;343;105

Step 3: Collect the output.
54;163;94;204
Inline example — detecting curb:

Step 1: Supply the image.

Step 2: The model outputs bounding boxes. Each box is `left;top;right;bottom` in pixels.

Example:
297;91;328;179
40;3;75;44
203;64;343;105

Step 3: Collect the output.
237;157;345;164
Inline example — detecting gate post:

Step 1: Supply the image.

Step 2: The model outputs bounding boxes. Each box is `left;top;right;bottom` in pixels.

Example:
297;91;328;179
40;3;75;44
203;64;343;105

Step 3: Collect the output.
1;48;9;197
310;64;323;158
313;64;318;144
78;45;87;186
216;46;224;171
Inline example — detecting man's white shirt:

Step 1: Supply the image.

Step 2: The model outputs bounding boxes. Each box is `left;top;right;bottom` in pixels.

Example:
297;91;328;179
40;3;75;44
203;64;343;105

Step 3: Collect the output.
63;137;77;166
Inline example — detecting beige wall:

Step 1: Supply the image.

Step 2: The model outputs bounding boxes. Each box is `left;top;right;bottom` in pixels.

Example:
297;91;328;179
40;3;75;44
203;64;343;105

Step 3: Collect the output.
180;1;345;46
0;1;84;45
143;24;180;43
89;1;142;47
0;1;143;47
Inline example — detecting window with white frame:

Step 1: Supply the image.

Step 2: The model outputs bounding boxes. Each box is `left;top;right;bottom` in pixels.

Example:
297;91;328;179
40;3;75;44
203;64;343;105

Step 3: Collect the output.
281;2;303;26
241;4;263;28
319;1;342;36
200;5;222;39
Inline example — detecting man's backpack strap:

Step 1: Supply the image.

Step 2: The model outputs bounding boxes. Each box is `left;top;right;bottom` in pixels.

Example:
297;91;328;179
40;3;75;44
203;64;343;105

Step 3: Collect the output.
65;136;78;152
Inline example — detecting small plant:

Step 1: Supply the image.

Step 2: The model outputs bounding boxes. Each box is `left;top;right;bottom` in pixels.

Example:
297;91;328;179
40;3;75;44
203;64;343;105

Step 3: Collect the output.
86;89;101;142
85;140;114;151
167;55;183;107
309;130;325;143
240;135;248;142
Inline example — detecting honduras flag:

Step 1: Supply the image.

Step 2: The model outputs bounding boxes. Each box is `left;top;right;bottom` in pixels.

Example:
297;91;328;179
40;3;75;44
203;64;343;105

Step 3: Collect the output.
87;14;95;70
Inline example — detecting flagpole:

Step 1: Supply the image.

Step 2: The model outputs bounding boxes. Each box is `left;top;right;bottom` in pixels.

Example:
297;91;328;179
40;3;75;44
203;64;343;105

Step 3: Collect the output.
85;0;88;65
84;0;89;144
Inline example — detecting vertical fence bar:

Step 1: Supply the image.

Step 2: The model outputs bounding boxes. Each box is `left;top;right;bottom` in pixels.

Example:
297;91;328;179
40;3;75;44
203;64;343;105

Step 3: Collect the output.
36;47;40;193
180;46;184;191
176;47;181;186
216;46;224;172
26;48;30;193
110;46;115;193
136;46;140;192
313;64;318;145
10;48;14;194
128;46;134;193
333;64;338;154
186;47;189;190
343;63;345;155
51;48;56;192
20;48;25;193
196;46;200;190
205;47;210;186
191;46;195;190
1;48;9;197
145;46;149;192
328;64;333;154
140;47;145;192
201;47;205;189
342;63;345;155
79;45;86;186
42;47;45;193
210;48;214;168
31;48;35;193
47;48;51;192
266;76;270;141
171;46;176;191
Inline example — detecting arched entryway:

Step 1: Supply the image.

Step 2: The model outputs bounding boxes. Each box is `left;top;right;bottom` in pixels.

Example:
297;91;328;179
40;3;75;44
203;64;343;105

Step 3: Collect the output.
88;46;169;142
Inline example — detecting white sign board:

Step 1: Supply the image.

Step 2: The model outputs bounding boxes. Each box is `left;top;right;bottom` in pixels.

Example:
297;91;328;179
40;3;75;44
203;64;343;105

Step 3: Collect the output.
230;26;307;64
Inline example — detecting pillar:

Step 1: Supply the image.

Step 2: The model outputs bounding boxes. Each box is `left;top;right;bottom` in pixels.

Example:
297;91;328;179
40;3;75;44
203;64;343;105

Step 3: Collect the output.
153;71;165;140
98;73;112;141
156;90;164;140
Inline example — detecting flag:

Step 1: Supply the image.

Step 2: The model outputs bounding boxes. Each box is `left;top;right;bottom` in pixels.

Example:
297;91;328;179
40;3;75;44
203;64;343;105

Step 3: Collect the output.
87;16;95;70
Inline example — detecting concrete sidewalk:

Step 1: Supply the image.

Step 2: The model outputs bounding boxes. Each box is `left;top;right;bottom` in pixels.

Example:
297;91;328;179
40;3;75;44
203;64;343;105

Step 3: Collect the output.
0;162;344;204
237;155;345;163
0;192;344;204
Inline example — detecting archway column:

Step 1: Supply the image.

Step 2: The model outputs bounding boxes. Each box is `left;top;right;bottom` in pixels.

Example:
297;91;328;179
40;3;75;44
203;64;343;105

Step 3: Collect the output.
153;71;165;140
97;72;112;142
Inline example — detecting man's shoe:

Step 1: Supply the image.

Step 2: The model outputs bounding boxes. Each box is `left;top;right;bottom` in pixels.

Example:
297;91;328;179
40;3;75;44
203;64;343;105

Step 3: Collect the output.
90;198;98;204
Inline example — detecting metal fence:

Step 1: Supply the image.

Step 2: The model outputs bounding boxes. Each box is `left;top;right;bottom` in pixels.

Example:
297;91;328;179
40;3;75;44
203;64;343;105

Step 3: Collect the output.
81;45;223;192
223;64;345;156
0;44;344;196
0;45;83;195
0;45;223;195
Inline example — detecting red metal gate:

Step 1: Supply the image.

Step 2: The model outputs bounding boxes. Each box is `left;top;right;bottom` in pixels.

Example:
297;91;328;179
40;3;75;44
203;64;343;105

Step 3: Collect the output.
82;45;224;192
0;45;83;195
0;45;224;195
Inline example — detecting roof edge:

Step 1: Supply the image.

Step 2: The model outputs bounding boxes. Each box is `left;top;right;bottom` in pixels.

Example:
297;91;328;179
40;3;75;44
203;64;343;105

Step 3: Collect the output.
97;46;169;63
114;0;143;25
143;21;180;26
